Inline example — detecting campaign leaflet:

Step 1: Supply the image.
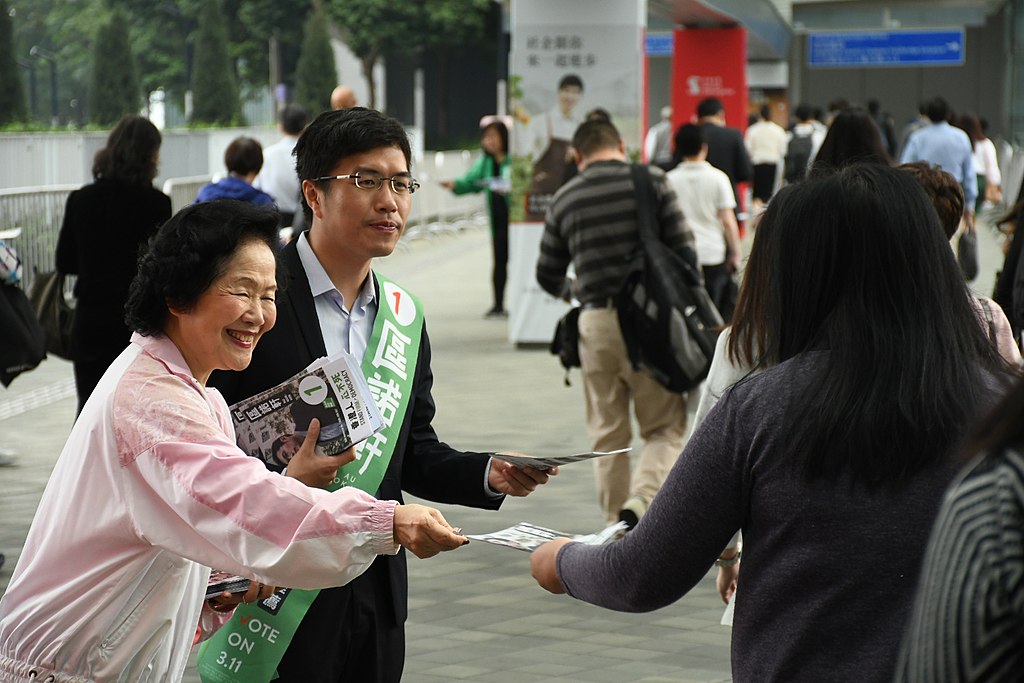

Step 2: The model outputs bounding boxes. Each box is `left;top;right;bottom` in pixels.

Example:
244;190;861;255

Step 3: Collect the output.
467;521;628;552
228;351;384;472
492;447;630;470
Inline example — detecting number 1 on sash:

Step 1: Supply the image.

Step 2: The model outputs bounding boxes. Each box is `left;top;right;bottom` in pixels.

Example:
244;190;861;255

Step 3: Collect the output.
392;291;401;313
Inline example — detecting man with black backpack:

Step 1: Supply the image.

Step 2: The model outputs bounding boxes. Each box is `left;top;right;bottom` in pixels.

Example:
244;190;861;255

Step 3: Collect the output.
784;103;824;185
537;120;696;529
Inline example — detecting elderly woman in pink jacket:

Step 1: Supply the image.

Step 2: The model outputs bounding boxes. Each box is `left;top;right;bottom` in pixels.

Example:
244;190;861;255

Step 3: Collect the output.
0;200;467;682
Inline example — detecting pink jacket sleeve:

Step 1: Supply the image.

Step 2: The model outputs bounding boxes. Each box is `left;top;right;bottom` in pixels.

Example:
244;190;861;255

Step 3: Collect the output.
113;371;399;591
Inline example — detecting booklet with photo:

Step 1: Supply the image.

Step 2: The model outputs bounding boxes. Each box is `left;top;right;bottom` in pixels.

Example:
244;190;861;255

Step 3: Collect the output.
492;447;630;471
229;351;384;471
467;521;628;552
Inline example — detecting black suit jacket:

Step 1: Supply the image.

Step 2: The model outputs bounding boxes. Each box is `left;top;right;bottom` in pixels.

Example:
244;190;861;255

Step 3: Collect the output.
700;122;754;206
210;237;502;623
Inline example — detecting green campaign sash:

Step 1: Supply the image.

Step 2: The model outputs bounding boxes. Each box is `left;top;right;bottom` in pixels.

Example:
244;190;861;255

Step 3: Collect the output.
197;274;423;682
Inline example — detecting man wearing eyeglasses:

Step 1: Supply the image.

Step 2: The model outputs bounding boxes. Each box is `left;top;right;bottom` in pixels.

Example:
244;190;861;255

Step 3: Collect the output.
209;107;555;683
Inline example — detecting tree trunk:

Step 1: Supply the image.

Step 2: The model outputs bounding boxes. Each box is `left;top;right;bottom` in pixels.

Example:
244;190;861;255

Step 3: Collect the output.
361;54;377;110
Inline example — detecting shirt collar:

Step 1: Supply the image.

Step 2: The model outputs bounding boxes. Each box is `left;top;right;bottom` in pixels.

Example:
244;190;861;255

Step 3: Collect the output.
131;331;199;382
296;231;377;310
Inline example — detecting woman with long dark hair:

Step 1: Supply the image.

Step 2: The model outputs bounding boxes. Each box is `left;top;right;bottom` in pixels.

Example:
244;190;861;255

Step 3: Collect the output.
442;120;510;317
529;164;1012;682
956;111;1002;212
56;114;172;412
809;107;891;176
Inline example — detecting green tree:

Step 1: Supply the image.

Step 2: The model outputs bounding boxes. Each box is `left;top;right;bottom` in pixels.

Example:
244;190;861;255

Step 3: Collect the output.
0;0;27;125
90;8;141;125
236;0;312;93
189;0;240;125
325;0;418;110
293;1;336;114
325;0;490;111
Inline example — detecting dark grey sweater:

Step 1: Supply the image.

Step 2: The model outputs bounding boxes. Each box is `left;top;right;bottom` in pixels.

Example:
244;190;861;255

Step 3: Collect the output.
557;352;970;683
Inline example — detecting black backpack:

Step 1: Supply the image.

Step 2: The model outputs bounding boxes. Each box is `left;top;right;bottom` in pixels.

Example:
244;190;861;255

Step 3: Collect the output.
616;165;723;392
784;130;814;183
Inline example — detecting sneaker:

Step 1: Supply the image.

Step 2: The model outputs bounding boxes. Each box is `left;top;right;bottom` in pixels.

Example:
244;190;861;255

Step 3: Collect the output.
0;448;15;467
618;496;648;530
484;307;508;319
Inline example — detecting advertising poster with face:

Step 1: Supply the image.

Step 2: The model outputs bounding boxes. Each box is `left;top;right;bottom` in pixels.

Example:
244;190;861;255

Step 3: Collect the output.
506;0;646;344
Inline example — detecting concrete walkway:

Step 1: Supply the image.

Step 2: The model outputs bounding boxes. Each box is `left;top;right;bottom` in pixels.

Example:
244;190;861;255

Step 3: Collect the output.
0;205;1009;682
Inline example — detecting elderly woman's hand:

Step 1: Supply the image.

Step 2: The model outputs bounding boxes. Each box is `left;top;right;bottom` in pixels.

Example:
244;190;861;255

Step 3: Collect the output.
285;419;357;488
392;504;469;558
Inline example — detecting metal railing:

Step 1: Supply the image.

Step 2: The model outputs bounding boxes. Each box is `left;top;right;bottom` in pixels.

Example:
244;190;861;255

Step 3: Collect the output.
0;185;78;292
1;152;489;292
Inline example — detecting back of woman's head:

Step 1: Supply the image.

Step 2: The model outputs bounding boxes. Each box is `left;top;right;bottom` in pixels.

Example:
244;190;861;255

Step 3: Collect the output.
776;164;1008;486
955;112;984;143
92;114;162;186
898;162;964;239
224;137;264;177
810;108;890;176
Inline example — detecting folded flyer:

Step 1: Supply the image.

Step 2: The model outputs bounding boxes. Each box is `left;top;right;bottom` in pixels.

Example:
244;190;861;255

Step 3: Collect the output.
467;521;628;552
492;447;630;470
229;351;384;471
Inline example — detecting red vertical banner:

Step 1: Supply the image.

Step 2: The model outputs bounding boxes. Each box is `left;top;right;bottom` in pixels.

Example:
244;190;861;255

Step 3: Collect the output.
671;27;748;130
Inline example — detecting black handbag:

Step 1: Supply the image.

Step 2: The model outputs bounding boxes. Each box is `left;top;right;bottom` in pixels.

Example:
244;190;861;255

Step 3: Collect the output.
28;271;76;361
0;281;47;387
957;225;979;281
549;305;581;386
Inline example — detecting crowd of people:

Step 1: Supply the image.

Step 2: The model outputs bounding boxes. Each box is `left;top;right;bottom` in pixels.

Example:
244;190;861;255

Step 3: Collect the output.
1;85;1023;683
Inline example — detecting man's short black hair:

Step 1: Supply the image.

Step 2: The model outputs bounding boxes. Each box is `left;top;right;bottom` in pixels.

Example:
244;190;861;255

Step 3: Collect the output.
280;104;310;136
293;107;412;223
674;124;704;158
571;120;621;159
794;103;814;122
697;97;723;119
925;96;950;123
558;74;584;91
126;200;281;336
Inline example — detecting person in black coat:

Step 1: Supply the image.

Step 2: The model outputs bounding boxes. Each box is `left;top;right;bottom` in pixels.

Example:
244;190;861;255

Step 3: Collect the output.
56;115;171;413
687;97;754;211
210;107;555;683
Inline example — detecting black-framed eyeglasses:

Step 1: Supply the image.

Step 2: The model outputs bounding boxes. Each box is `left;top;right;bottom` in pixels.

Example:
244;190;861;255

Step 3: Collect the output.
312;172;420;195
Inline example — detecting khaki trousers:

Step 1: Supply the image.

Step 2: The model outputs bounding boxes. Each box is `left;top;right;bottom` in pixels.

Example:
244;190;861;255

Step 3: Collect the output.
578;307;688;524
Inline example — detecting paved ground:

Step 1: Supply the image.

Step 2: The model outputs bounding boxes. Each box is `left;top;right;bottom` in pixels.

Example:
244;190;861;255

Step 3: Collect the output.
0;205;1008;682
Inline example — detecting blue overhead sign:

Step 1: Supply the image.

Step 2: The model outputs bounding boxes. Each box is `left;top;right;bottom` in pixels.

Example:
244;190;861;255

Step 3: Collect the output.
808;29;965;68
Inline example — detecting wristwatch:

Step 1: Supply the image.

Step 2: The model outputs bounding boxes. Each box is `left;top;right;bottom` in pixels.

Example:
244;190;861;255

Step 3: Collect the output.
714;550;741;567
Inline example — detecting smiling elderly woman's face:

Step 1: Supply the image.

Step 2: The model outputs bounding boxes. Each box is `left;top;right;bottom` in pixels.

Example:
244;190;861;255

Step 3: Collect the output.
168;238;278;385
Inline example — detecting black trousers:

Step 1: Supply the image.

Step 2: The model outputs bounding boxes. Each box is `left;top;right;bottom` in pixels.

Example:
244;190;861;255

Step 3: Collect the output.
274;557;405;683
491;195;509;310
703;262;736;324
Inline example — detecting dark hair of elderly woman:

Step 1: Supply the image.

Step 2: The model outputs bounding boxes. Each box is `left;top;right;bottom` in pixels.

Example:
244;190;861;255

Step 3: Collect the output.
126;199;281;336
92;114;162;186
810;107;891;176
